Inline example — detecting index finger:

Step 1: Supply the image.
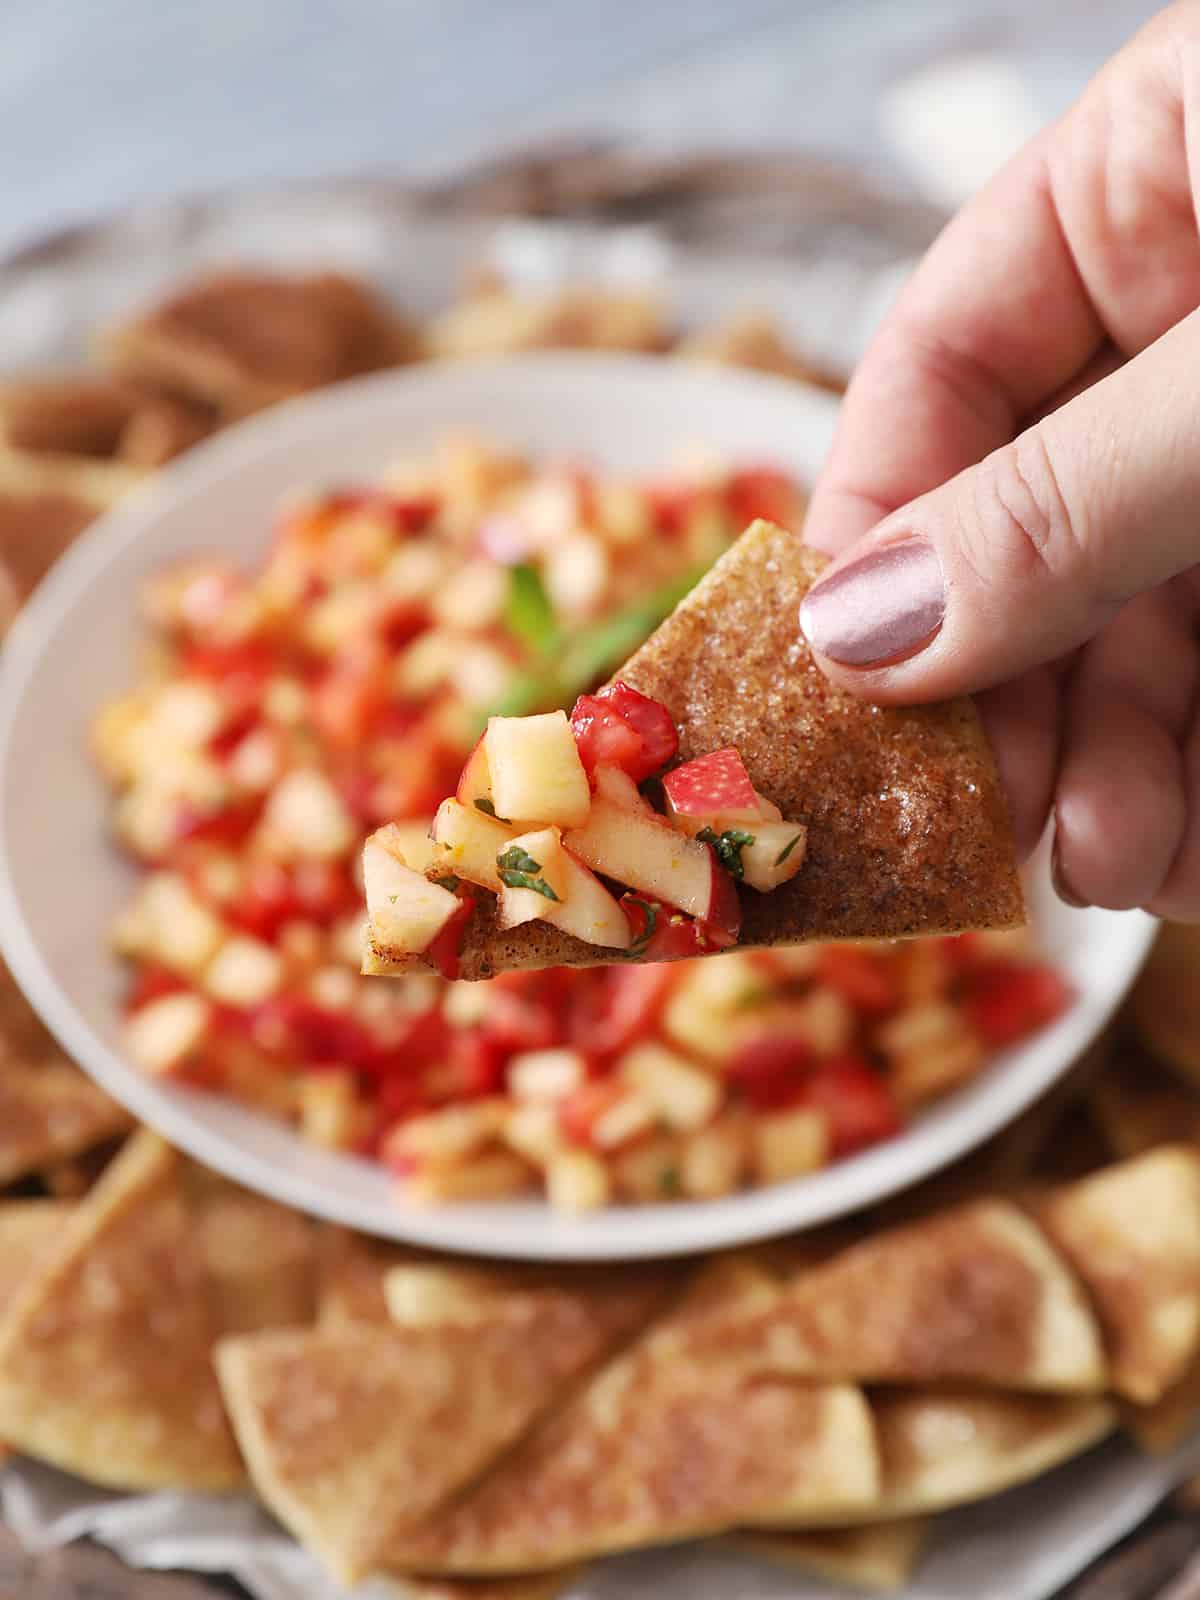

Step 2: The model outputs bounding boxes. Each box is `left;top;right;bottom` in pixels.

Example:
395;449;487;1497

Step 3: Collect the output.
805;128;1104;555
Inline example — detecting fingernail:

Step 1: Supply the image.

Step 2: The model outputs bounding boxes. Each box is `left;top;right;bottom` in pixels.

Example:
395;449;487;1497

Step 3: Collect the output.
1051;834;1089;909
800;538;945;668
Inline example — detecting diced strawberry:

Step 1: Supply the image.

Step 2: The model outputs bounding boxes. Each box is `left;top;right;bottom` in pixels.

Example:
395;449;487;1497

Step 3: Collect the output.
645;482;711;537
816;946;900;1015
965;963;1073;1047
796;1055;902;1156
570;681;678;782
124;964;190;1013
662;746;757;818
209;706;262;762
939;932;983;973
425;892;476;981
249;995;377;1071
480;971;571;1055
375;493;440;533
378;602;428;652
426;1031;506;1102
181;640;273;706
620;896;711;962
559;1078;625;1148
567;965;677;1058
173;796;264;850
310;645;390;750
728;1033;815;1110
701;855;743;948
725;467;798;529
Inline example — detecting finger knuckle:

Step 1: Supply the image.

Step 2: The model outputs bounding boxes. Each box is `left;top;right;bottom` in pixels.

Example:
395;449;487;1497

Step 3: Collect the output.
966;431;1097;595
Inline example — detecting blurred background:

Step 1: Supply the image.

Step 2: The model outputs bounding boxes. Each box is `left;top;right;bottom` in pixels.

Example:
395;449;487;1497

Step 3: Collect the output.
1;0;1156;254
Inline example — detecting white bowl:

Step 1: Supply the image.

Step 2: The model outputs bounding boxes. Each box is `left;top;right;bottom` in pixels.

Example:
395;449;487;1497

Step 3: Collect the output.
0;354;1155;1260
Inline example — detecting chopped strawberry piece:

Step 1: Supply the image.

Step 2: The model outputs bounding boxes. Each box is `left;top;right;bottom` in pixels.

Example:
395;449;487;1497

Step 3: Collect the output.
249;995;377;1071
816;946;900;1015
173;796;264;850
570;681;678;782
662;746;757;818
124;965;189;1013
939;932;983;973
725;467;798;529
965;963;1073;1047
375;493;440;533
701;854;743;947
728;1033;815;1110
559;1078;625;1148
796;1055;902;1156
567;965;677;1057
620;895;713;961
426;892;476;981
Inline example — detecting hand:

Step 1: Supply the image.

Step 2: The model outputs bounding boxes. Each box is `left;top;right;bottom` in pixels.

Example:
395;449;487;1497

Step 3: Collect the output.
798;2;1200;920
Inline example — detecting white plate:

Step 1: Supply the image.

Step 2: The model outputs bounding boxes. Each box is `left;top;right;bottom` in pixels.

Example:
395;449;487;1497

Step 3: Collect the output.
0;353;1155;1260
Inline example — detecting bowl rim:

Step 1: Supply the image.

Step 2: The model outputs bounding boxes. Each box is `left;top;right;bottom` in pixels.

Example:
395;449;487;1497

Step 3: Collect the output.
0;352;1159;1259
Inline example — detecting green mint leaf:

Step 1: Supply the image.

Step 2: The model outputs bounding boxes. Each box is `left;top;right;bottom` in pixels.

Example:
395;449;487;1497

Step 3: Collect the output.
774;832;803;867
474;797;510;823
623;897;659;956
496;845;559;901
431;874;461;892
696;827;756;880
504;564;559;653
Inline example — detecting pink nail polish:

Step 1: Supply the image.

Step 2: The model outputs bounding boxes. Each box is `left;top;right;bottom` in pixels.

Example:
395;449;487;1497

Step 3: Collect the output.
800;538;946;668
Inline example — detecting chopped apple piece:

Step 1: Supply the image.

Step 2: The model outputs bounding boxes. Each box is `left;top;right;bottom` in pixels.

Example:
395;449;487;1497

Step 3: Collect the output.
373;818;437;876
565;798;728;922
544;849;633;950
622;1043;720;1131
740;822;808;892
429;798;515;890
260;768;356;860
509;1048;588;1103
495;827;570;928
484;710;591;828
663;746;759;822
454;734;496;814
592;762;654;814
125;992;211;1077
363;833;461;955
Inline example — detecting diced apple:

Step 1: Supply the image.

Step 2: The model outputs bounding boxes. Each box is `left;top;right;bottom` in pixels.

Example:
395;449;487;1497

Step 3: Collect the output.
372;818;437;876
261;768;356;861
546;1148;611;1212
362;834;461;955
495;827;570;928
204;936;283;1007
621;1043;720;1131
665;784;783;836
125;992;211;1077
455;734;495;812
545;850;633;950
113;871;225;977
509;1047;588;1103
299;1071;367;1150
740;822;808;893
660;953;762;1061
663;746;759;822
484;710;591;828
592;762;654;814
753;1106;830;1185
430;798;516;890
565;798;727;922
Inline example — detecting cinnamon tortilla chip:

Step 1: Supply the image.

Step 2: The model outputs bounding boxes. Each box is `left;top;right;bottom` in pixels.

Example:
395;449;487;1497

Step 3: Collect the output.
1093;1050;1200;1160
386;1263;879;1576
0;1201;71;1309
1129;923;1200;1086
0;960;131;1183
0;375;139;457
1122;1352;1200;1453
374;520;1021;980
1034;1148;1200;1403
691;1198;1106;1392
0;1131;241;1489
380;1576;578;1600
185;1172;315;1335
104;269;419;416
315;1225;414;1326
218;1273;665;1586
788;1389;1115;1524
727;1518;929;1592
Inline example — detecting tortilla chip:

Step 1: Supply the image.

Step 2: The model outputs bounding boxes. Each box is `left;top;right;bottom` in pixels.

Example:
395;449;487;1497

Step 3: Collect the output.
185;1172;315;1335
104;270;419;415
385;1263;879;1576
315;1226;414;1326
0;1200;72;1307
0;374;140;457
0;962;131;1182
1092;1049;1200;1160
727;1518;929;1592
218;1273;664;1585
1034;1148;1200;1403
692;1199;1105;1392
0;443;146;508
375;520;1021;980
1129;921;1200;1088
379;1576;579;1600
0;1131;241;1490
1122;1351;1200;1453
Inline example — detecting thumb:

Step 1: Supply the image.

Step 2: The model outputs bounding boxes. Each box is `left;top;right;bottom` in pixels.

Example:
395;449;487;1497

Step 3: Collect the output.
799;307;1200;702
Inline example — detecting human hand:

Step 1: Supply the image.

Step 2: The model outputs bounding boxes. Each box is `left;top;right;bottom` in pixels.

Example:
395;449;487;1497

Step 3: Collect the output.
798;3;1200;919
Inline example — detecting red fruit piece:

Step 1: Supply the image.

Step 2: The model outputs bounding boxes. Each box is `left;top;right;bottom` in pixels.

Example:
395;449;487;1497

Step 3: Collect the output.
559;1078;625;1148
796;1054;902;1156
125;965;189;1013
965;963;1073;1047
816;946;900;1015
619;895;733;962
725;467;798;529
570;681;678;783
425;892;476;982
662;746;757;819
728;1033;815;1110
567;965;677;1058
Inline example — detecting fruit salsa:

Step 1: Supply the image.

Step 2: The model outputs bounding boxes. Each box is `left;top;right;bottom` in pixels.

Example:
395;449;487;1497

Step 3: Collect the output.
95;440;1070;1212
363;700;809;969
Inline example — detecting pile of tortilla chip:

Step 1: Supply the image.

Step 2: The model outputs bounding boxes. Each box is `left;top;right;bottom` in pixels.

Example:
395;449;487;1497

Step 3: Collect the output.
5;1023;1200;1596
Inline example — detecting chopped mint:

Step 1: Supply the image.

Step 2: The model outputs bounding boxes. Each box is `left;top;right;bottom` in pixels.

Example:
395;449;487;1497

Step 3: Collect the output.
496;845;559;901
474;797;510;823
431;874;461;892
696;827;756;880
624;897;659;957
775;832;804;867
504;564;559;653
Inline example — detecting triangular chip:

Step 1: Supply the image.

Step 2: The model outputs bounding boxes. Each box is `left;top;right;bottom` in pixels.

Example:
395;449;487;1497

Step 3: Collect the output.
218;1275;664;1586
1034;1148;1200;1403
370;520;1022;980
1092;1050;1200;1160
727;1518;929;1593
0;1199;71;1467
689;1198;1106;1392
378;1576;579;1600
0;957;130;1183
385;1263;879;1576
0;1131;241;1489
316;1225;414;1326
1122;1350;1200;1454
184;1170;316;1335
760;1389;1114;1527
